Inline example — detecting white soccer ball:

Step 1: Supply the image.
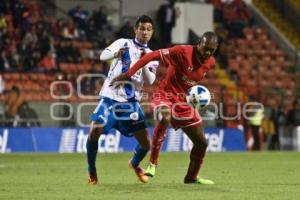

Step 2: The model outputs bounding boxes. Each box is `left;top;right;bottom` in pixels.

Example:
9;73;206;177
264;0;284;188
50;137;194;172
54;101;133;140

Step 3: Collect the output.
186;85;211;108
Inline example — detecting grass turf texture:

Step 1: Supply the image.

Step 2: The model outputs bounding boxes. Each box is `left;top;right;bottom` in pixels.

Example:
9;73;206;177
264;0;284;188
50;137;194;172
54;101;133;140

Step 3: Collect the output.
0;152;299;200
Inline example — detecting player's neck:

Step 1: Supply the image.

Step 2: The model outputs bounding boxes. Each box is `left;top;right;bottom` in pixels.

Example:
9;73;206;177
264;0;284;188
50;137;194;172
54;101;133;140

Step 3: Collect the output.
195;50;203;64
133;38;148;48
196;51;210;64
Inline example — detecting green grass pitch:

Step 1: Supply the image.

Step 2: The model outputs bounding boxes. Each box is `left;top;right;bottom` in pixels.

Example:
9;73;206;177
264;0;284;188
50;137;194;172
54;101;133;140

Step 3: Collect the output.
0;152;300;200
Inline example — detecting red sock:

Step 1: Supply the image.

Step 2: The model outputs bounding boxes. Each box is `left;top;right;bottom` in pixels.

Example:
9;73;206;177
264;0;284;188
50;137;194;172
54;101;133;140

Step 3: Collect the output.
149;123;168;165
184;146;206;182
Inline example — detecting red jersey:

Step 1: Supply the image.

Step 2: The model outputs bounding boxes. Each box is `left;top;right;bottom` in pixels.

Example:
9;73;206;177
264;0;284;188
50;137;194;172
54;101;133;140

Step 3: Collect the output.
127;45;215;102
126;45;216;129
157;45;215;99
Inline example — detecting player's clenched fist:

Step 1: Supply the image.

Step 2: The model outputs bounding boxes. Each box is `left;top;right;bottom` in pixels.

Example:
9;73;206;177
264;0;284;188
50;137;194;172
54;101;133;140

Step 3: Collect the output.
114;47;128;58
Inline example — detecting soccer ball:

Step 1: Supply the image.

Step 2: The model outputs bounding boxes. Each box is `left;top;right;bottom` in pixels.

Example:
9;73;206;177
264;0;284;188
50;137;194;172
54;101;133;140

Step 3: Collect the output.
186;85;211;108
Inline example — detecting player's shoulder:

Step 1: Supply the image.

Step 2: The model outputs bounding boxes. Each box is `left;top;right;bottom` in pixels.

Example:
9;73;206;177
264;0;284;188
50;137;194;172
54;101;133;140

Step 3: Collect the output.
171;45;193;53
208;56;216;64
159;45;191;57
116;38;130;42
110;38;131;46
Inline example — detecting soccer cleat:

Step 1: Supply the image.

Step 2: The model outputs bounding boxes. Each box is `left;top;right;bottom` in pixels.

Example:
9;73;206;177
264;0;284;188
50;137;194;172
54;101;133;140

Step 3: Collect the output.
128;160;149;183
144;163;156;177
88;172;98;185
184;177;214;185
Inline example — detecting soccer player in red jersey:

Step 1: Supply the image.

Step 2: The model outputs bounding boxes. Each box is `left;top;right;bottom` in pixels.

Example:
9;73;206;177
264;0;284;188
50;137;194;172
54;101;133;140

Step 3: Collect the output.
111;32;218;184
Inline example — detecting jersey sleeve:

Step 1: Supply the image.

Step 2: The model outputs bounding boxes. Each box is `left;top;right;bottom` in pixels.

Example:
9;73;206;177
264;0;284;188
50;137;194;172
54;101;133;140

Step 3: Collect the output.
144;49;159;73
144;49;159;74
126;50;161;77
158;46;182;66
126;46;183;77
145;60;159;74
100;38;127;61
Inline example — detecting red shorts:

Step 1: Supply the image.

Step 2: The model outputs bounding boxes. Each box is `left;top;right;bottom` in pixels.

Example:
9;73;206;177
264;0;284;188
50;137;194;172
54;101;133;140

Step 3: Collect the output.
151;91;202;130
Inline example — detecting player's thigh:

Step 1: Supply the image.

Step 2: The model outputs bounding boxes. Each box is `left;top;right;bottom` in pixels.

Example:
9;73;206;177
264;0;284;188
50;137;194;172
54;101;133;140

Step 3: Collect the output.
89;98;116;140
114;101;148;135
132;128;151;150
182;123;207;148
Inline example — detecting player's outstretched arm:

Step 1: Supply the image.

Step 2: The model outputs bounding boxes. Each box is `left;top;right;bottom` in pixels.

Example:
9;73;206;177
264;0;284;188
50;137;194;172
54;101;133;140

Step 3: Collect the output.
126;50;160;77
110;50;161;87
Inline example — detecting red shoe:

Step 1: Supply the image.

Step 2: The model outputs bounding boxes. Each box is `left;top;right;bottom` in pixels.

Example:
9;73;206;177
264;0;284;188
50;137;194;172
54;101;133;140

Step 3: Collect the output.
88;171;98;185
128;160;149;183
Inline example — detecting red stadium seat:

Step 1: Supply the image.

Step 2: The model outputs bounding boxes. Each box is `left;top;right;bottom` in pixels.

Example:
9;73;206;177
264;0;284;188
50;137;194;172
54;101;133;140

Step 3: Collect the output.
59;63;69;73
263;40;277;50
29;73;39;82
228;59;240;71
2;73;12;81
11;73;21;81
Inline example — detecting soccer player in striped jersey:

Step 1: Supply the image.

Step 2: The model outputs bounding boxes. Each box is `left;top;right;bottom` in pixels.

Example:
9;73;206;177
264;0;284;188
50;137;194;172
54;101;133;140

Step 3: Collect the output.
111;32;218;184
86;15;159;184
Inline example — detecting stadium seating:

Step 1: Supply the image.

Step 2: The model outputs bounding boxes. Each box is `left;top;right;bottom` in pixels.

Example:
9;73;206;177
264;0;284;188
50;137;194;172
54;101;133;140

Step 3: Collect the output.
207;0;300;128
253;0;300;48
0;0;106;104
223;25;298;112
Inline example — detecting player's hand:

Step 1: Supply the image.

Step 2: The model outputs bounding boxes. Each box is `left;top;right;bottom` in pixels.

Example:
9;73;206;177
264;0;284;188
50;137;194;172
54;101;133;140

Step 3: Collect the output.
109;74;130;88
114;47;128;58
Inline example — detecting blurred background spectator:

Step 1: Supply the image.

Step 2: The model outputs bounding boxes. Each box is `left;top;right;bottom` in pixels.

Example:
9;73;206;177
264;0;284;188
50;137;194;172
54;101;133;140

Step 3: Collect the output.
4;85;24;126
287;99;300;150
247;100;264;151
156;0;178;47
116;20;134;39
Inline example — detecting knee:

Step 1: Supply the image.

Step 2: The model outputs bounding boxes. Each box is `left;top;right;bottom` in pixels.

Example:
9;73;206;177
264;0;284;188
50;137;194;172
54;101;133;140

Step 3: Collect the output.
141;140;151;150
89;129;99;142
89;123;102;142
145;142;151;151
201;140;208;150
143;137;151;150
194;138;208;150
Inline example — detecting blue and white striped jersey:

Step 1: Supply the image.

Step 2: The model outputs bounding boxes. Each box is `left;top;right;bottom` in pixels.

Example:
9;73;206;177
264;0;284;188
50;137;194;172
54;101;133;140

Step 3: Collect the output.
99;38;159;102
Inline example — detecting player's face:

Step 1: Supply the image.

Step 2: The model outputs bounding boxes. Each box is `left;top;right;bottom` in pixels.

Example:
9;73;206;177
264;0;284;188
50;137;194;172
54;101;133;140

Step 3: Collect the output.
197;39;218;61
134;22;154;45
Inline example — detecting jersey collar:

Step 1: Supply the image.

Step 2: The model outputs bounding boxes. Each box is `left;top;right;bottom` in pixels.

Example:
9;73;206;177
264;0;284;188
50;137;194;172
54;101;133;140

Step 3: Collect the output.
133;38;148;49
